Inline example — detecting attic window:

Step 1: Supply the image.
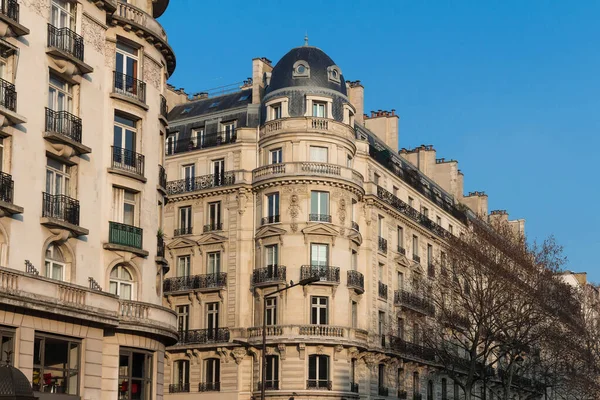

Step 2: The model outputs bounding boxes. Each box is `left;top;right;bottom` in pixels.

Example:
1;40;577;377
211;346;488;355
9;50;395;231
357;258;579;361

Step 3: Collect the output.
292;60;310;78
327;65;342;83
209;101;220;108
181;107;192;115
238;94;250;101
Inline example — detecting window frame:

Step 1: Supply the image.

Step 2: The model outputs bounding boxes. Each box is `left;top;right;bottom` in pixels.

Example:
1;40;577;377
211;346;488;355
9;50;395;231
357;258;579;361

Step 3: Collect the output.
33;333;81;395
266;192;280;223
118;347;153;400
109;265;135;300
269;148;282;164
44;243;66;281
310;296;328;325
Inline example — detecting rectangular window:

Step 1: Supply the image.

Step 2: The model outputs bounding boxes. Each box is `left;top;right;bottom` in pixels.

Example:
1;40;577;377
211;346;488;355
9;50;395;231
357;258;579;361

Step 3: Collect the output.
393;186;399;196
176;255;190;277
33;334;80;395
0;328;14;365
421;207;429;218
309;146;328;163
436;216;442;226
351;301;357;328
310;243;328;267
378;311;385;335
346;155;352;168
408;197;414;207
397;318;404;339
351;359;357;385
192;128;203;148
378;364;385;387
412;235;419;258
308;355;329;389
177;305;189;332
312;101;327;118
397;226;404;249
397;272;404;291
265;244;278;268
174;360;189;387
48;73;72;113
427;244;433;265
204;358;220;387
206;302;219;331
221;121;236;140
211;159;225;186
178;206;192;234
269;148;282;164
374;172;380;185
166;132;177;155
271;104;282;120
265;356;279;389
207;201;221;230
207;252;221;274
413;323;420;344
310;191;329;221
378;215;384;236
114;41;140;97
113;114;137;169
46;157;70;197
266;192;280;223
449;224;454;234
51;0;74;29
378;263;384;281
112;187;137;226
182;164;195;191
351;250;357;271
118;348;152;400
265;297;277;326
311;296;328;325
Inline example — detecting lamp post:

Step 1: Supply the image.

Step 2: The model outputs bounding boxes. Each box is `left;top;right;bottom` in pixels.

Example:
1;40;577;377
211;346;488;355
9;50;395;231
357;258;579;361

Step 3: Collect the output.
260;276;320;400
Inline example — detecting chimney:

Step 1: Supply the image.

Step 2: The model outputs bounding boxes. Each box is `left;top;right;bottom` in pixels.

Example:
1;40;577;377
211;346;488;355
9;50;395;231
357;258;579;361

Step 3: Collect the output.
364;109;400;151
191;92;208;100
462;191;488;217
346;80;364;125
252;57;273;105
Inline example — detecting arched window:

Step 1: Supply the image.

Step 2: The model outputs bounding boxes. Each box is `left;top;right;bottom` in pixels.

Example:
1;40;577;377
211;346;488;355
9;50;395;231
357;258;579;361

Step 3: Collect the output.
45;243;65;281
110;265;134;300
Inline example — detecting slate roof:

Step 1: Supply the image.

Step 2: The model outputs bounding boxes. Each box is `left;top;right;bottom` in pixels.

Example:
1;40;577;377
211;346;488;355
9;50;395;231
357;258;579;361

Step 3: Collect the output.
168;89;252;122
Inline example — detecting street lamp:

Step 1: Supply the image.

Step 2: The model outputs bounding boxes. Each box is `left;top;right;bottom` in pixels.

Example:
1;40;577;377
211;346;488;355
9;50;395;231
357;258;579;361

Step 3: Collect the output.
260;276;320;400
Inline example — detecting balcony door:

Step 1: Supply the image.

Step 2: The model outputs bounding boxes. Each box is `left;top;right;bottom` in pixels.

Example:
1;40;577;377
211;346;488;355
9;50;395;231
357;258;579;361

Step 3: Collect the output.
206;302;219;339
182;164;195;191
211;159;225;186
207;252;220;275
310;191;329;220
51;0;74;29
176;255;190;278
48;74;72;113
308;354;329;389
207;202;221;231
178;206;192;234
113;187;137;227
310;243;328;267
174;360;189;389
177;305;189;333
113;115;137;168
115;41;139;95
46;158;70;197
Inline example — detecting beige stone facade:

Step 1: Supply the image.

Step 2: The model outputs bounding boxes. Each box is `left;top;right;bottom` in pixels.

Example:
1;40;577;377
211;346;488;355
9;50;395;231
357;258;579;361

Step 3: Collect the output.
0;0;177;399
161;48;526;399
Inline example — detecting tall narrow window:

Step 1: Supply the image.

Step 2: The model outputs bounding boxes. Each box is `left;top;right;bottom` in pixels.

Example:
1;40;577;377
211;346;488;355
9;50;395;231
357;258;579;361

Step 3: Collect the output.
309;146;328;162
373;172;380;185
50;0;74;29
221;121;236;142
310;191;329;222
265;244;279;281
182;164;195;191
413;323;420;344
206;302;219;334
203;358;220;391
413;372;420;396
173;360;189;392
311;296;328;325
113;114;137;169
351;359;357;388
351;301;357;328
449;224;454;234
408;197;414;208
454;382;460;400
176;256;190;277
436;216;442;226
44;244;65;281
397;272;404;291
266;192;280;223
192;128;203;148
378;215;384;237
269;148;282;164
265;297;277;326
441;378;447;400
46;158;70;197
308;355;329;389
378;364;385;390
207;252;221;274
351;250;357;271
207;201;221;231
177;305;189;333
122;190;136;226
378;311;385;336
427;380;433;400
265;355;279;389
397;226;404;250
412;235;419;259
310;243;328;267
422;207;429;218
178;206;192;235
271;104;282;120
427;244;433;266
0;329;14;366
312;101;327;118
397;318;404;339
115;41;139;97
166;132;176;155
48;73;72;114
211;159;225;186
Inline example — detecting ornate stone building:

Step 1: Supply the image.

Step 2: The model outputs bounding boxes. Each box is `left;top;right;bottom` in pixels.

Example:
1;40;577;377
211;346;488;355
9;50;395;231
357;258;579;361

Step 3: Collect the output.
0;0;176;399
161;43;526;399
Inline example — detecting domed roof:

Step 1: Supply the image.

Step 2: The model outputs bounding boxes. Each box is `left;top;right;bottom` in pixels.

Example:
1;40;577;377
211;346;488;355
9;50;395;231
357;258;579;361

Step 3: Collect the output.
0;365;35;399
265;45;347;96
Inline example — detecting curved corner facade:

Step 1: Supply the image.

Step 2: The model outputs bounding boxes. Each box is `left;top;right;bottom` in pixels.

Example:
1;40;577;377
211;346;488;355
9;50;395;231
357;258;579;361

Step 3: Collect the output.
0;0;176;398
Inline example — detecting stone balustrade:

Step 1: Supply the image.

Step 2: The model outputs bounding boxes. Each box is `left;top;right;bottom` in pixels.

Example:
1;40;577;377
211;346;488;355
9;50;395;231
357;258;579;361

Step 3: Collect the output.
260;117;356;144
253;162;363;188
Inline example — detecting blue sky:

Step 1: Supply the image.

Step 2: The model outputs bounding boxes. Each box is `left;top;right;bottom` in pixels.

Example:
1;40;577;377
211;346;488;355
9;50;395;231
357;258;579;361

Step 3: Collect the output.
159;1;600;281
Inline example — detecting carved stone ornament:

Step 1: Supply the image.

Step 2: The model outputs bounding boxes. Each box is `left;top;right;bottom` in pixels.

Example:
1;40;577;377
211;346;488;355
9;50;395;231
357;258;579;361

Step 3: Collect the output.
81;14;105;55
236;189;248;215
288;193;300;233
143;56;161;90
316;345;325;355
231;348;247;364
22;0;49;18
277;343;286;360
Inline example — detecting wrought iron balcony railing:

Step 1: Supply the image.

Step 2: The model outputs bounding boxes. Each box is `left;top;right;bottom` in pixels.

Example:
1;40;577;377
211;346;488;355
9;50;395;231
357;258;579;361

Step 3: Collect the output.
45;108;82;143
350;382;359;393
109;221;143;249
413;254;421;263
167;172;236;195
347;270;364;292
203;223;222;233
179;328;230;344
309;213;331;223
163;273;227;293
378;281;388;300
113;71;146;103
378;236;388;252
257;381;280;390
168;384;189;393
0;78;16;112
160;94;168;118
158;164;167;189
252;266;286;285
42;192;80;226
0;171;14;204
157;236;165;257
165;131;237;155
174;227;193;236
198;382;220;392
394;289;435;315
398;245;406;255
379;386;389;396
306;380;332;390
111;146;145;177
47;24;84;61
389;336;436;362
261;215;280;225
1;0;19;22
300;265;340;284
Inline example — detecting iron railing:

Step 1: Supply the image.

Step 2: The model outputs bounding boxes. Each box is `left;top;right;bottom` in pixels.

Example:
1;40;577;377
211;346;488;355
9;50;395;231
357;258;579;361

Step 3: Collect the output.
378;236;388;252
203;222;222;233
163;273;227;293
165;131;237;155
398;245;406;255
0;78;16;111
0;172;14;204
0;0;19;22
179;328;230;344
111;146;145;177
394;289;435;315
413;254;421;263
113;71;146;103
89;277;102;291
174;227;193;236
350;382;359;393
166;172;236;195
252;266;286;285
157;236;165;257
258;381;280;390
378;281;388;300
379;387;389;396
158;164;167;189
160;94;168;118
306;380;332;390
347;270;364;292
198;382;220;392
389;336;436;362
168;384;189;393
309;213;331;223
108;221;143;249
261;215;280;225
45;108;82;143
351;221;359;231
47;24;84;61
300;265;340;283
42;192;80;226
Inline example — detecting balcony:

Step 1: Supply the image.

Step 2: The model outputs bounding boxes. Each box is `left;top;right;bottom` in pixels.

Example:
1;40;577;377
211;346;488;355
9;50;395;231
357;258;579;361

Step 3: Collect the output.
110;146;145;181
167;172;236;195
44;108;90;155
112;71;146;107
160;94;168;122
351;221;359;231
428;263;435;278
298;325;344;337
41;193;88;236
158;164;167;191
261;215;280;225
306;380;332;391
165;131;237;155
350;382;359;393
0;78;23;126
157;236;165;257
398;245;406;255
105;221;147;256
0;172;22;215
300;265;340;284
178;328;230;345
203;223;222;233
378;236;388;253
394;289;435;316
168;384;189;393
347;270;364;294
0;0;28;36
46;24;91;74
413;254;421;264
260;117;356;144
378;281;388;300
163;273;227;293
252;266;286;286
253;162;363;188
379;387;389;396
119;300;178;343
309;213;332;223
198;382;220;392
174;227;193;236
388;336;436;362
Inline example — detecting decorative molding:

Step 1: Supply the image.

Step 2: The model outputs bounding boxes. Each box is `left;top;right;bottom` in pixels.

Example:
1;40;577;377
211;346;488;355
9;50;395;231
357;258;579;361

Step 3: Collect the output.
298;343;306;360
22;0;49;18
236;189;248;215
81;13;106;55
143;55;161;90
231;347;247;364
277;343;286;360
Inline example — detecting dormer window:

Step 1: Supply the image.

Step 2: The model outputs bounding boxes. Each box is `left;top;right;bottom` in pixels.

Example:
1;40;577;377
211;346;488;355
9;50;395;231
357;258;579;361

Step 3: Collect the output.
272;104;282;119
292;60;310;78
265;97;289;120
327;65;342;83
313;101;326;118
